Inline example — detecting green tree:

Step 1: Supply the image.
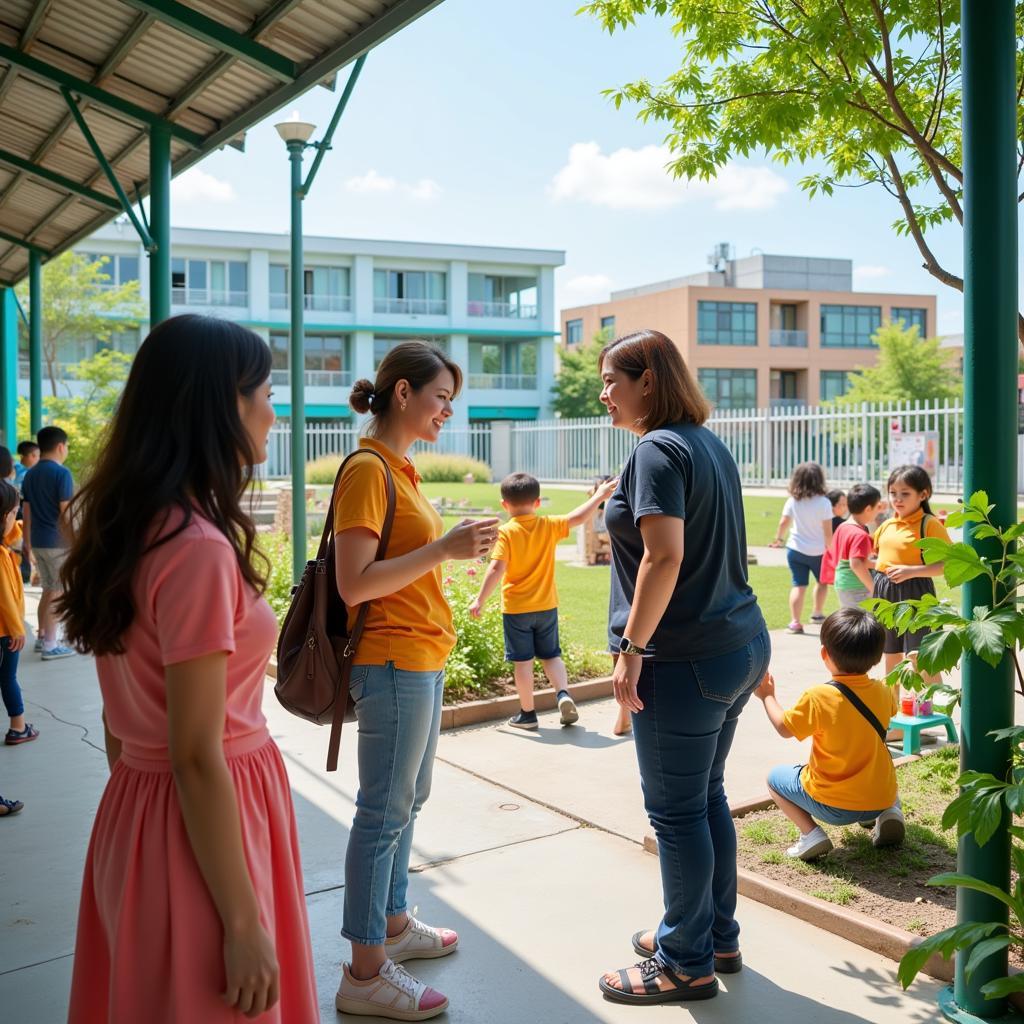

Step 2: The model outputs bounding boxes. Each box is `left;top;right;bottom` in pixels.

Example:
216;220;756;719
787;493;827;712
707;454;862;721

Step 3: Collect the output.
15;251;144;397
582;1;1024;343
836;320;962;405
552;338;605;418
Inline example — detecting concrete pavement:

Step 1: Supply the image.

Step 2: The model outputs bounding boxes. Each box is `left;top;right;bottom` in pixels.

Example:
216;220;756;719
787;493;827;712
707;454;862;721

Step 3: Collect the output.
1;608;951;1022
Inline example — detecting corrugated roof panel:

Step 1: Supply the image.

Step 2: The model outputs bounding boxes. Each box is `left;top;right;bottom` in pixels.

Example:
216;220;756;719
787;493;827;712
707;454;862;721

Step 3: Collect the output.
117;22;233;99
189;62;281;124
0;78;69;156
37;0;141;68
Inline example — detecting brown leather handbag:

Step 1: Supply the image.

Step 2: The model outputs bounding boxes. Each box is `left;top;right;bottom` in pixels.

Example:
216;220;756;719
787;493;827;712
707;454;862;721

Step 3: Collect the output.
274;449;396;771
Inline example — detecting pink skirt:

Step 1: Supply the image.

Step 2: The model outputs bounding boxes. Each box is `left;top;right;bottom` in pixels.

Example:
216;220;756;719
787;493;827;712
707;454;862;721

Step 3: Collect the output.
68;735;318;1023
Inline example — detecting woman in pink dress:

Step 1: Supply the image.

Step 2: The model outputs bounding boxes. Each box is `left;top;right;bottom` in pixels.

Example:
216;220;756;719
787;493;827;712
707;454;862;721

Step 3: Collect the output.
61;315;318;1023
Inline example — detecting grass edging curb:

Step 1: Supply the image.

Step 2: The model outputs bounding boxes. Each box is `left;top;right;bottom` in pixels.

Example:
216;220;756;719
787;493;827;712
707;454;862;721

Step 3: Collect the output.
266;657;613;732
643;755;957;985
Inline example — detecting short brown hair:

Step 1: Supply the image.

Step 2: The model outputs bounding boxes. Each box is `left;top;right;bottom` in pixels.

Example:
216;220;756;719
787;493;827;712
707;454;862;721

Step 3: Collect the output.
788;461;827;500
820;608;885;674
501;472;540;504
350;341;462;434
600;329;710;432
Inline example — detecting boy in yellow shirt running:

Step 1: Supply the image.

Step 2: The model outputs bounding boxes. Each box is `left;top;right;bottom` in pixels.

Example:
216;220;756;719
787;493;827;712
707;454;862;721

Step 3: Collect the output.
755;607;904;860
470;473;617;729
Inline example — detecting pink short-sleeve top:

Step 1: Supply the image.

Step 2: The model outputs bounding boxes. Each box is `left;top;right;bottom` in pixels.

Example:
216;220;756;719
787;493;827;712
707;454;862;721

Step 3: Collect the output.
96;512;278;762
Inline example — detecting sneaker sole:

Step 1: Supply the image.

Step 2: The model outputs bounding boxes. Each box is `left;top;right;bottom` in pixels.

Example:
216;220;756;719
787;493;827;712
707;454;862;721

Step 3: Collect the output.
40;652;75;660
790;838;833;861
335;993;449;1020
559;702;579;726
507;719;538;730
872;819;906;848
389;938;459;964
5;733;38;746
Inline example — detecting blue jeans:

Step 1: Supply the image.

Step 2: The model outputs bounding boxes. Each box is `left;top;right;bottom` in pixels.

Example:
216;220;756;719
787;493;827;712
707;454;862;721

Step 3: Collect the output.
632;627;771;978
767;764;889;826
0;637;23;718
342;662;445;945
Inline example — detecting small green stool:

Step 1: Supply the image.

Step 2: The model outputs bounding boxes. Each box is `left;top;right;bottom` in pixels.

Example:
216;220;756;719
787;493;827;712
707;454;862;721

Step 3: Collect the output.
888;712;958;756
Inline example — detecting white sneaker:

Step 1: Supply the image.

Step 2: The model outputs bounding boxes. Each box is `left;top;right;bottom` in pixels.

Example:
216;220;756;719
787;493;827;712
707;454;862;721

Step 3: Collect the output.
786;826;833;861
385;913;459;964
336;960;448;1021
558;691;579;726
872;805;906;849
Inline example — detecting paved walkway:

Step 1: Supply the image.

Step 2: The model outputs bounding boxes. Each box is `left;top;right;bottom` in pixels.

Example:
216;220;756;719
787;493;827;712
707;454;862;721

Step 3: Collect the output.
1;605;953;1022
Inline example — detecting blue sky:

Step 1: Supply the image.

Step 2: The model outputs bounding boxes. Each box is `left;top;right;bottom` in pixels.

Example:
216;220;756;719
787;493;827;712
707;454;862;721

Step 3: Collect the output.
166;0;1003;336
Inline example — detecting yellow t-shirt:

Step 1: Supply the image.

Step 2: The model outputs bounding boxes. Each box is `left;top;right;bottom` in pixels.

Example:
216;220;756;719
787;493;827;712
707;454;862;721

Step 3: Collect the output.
873;508;951;572
782;674;898;811
492;514;570;615
333;438;455;672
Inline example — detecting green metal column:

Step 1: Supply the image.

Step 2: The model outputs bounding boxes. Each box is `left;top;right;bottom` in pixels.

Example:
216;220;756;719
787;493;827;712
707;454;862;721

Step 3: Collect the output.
287;140;306;581
148;123;171;326
28;250;42;435
0;288;17;447
951;1;1019;1019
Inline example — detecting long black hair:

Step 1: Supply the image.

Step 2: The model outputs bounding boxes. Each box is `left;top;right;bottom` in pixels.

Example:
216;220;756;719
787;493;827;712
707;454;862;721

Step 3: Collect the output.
887;464;935;516
59;314;272;655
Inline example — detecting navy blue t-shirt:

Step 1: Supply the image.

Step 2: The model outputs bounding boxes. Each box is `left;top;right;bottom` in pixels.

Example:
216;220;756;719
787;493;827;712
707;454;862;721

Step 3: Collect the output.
22;459;74;549
605;422;764;660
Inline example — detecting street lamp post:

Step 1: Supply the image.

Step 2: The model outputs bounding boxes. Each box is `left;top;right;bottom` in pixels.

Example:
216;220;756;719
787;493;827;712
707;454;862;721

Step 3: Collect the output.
274;118;317;583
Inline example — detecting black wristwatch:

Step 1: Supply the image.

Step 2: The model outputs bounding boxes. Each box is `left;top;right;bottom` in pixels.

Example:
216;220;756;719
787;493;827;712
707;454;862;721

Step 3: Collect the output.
618;637;647;656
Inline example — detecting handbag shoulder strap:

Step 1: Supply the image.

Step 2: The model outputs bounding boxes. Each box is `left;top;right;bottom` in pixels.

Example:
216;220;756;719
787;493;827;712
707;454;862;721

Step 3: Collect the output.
919;513;932;564
325;449;397;771
826;680;888;745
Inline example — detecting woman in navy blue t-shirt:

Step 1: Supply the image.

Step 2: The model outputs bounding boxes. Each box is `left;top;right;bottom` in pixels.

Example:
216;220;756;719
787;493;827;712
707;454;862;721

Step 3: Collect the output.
596;330;769;1007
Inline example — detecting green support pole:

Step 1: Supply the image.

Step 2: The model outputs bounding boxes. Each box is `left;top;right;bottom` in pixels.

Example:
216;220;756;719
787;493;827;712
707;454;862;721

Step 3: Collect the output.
149;123;171;327
0;288;17;447
287;140;306;582
948;2;1020;1019
28;250;42;435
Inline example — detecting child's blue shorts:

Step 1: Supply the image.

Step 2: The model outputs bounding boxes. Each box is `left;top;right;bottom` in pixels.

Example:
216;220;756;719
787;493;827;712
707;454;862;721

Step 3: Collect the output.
503;608;561;662
768;763;889;826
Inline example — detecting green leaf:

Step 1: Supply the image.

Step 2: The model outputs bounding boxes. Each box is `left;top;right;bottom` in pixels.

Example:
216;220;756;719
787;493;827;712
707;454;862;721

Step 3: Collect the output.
964;936;1012;980
928;874;1024;919
916;629;964;675
973;524;1001;541
897;922;1005;989
943;543;993;587
980;975;1024;999
966;491;993;515
966;619;1008;668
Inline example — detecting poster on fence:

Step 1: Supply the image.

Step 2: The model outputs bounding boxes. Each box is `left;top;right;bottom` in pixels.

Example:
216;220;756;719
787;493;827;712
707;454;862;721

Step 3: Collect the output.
890;431;939;476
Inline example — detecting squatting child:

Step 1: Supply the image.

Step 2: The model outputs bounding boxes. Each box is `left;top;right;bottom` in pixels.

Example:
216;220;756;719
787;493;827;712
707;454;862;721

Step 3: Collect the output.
470;472;618;730
755;607;904;861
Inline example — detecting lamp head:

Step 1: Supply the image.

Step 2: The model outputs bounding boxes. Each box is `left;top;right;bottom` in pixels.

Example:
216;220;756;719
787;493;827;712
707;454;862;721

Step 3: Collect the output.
274;119;316;145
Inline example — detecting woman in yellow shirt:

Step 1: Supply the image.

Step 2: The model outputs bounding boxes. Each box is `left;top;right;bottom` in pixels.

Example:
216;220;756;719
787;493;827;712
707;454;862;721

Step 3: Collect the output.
333;342;499;1021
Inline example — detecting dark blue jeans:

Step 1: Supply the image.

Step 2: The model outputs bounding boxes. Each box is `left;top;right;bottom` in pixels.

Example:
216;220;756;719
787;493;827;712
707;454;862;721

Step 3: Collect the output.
632;627;771;978
0;637;23;718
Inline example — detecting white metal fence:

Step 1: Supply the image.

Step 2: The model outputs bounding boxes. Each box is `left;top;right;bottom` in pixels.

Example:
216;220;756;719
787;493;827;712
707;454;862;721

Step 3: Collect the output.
268;399;1024;493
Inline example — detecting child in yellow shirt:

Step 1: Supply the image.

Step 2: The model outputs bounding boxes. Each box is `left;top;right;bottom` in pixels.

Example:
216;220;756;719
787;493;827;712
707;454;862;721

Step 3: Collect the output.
470;472;617;730
0;480;36;746
755;608;902;861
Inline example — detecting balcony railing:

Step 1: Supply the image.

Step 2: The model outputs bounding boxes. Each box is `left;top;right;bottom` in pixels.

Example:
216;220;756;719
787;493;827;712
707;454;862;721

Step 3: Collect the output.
769;329;808;347
268;293;352;312
467;300;538;319
468;373;538;391
172;288;249;306
769;398;808;409
373;297;448;315
270;369;354;388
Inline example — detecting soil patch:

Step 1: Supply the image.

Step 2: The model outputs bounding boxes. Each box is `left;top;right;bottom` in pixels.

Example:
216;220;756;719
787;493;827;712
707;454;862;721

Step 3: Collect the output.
737;747;961;940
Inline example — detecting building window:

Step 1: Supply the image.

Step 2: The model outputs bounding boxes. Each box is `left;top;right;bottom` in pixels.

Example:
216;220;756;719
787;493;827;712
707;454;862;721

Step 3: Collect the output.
172;258;248;305
820;304;881;347
820;370;852;402
468;339;538;389
697;368;757;409
891;307;927;335
599;315;616;338
268;332;351;387
373;270;447;314
565;319;583;345
770;369;801;404
374;336;448;369
697;301;757;346
467;274;538;318
85;253;139;289
269;264;350;311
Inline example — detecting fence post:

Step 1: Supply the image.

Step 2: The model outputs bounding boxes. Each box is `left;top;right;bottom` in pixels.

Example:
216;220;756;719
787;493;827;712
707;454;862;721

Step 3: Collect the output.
491;421;513;480
761;406;772;486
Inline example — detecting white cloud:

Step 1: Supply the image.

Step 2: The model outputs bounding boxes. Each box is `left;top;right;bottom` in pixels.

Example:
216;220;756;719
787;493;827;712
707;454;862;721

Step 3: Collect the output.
549;142;787;211
172;167;235;203
853;264;890;282
560;273;614;307
344;169;441;201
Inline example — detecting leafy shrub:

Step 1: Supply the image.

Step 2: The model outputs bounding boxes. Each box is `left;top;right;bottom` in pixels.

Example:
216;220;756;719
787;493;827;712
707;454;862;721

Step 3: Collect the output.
306;453;345;485
413;452;492;483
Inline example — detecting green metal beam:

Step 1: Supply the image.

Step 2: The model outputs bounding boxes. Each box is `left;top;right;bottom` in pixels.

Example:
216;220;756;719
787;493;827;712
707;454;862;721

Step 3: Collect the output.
0;148;120;211
148;123;171;326
0;43;204;147
302;54;366;195
0;229;48;257
28;251;43;436
952;1;1021;1019
61;88;155;250
287;139;307;582
120;0;296;83
0;289;17;447
20;0;53;48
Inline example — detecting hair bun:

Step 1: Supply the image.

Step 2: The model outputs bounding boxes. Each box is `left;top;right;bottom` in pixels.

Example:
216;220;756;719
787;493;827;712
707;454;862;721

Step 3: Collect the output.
349;378;376;415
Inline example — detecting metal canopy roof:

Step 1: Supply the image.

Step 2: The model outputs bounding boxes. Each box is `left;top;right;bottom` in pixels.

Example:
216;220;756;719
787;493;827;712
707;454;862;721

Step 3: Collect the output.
0;0;442;286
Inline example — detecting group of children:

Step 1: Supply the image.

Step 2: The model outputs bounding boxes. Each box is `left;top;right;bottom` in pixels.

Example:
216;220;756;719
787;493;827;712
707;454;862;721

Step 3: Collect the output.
471;461;950;864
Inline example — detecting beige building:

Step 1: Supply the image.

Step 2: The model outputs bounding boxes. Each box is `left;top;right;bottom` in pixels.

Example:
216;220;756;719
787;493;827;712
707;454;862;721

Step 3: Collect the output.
561;253;937;409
